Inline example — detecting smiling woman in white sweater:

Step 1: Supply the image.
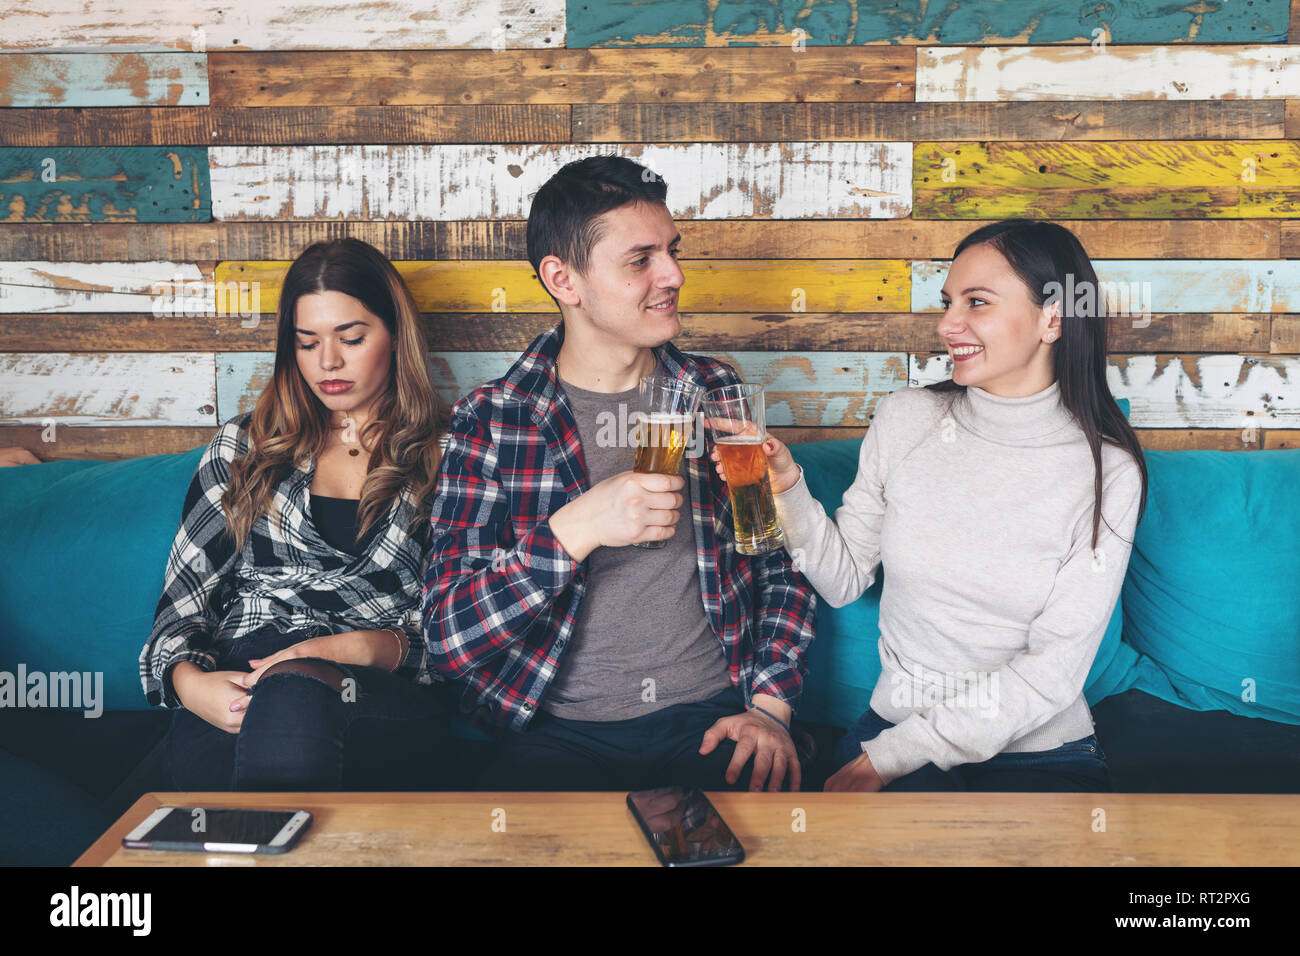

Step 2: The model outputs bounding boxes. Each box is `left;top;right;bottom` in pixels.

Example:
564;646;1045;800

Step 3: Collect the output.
713;220;1148;793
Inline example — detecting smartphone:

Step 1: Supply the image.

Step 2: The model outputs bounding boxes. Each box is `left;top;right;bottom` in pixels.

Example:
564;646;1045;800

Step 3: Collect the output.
122;806;312;854
626;786;744;867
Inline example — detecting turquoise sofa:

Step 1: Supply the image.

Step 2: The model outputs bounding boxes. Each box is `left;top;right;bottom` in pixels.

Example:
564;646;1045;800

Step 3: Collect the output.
2;420;1299;864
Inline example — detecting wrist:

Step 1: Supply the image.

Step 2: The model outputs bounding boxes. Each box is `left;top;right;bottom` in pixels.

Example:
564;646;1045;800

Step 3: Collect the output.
771;465;801;496
750;693;793;730
548;502;596;563
169;661;203;705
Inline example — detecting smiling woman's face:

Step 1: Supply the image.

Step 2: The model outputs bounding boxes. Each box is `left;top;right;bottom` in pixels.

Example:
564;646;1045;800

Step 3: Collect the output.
936;242;1059;397
293;290;394;422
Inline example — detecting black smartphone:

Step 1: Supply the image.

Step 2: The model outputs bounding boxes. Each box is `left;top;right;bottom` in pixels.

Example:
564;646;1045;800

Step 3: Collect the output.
626;786;745;867
122;806;312;854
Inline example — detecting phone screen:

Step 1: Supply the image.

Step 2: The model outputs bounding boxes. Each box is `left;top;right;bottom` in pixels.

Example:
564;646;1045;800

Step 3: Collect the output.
142;808;299;845
627;787;744;866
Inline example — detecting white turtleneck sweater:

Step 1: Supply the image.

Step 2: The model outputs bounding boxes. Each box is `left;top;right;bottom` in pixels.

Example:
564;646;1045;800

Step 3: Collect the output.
774;380;1144;785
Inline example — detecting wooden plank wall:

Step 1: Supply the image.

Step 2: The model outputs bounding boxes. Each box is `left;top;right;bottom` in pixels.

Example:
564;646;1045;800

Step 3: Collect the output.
1;0;1298;460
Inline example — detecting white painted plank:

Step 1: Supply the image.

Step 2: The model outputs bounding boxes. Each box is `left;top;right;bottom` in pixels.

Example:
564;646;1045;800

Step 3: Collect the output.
909;353;1300;428
0;0;562;51
911;260;1300;315
209;143;914;221
218;351;910;428
0;262;208;313
917;45;1300;102
0;353;216;426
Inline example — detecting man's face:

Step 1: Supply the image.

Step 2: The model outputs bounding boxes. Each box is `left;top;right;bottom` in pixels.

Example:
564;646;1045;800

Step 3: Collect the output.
564;200;685;349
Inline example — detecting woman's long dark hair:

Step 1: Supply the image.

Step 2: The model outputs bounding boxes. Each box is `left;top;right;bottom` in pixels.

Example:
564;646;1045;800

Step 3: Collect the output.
926;219;1148;551
222;238;449;552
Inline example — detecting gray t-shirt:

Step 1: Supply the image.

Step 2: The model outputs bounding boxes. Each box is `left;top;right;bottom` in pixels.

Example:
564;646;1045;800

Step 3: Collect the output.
542;365;733;721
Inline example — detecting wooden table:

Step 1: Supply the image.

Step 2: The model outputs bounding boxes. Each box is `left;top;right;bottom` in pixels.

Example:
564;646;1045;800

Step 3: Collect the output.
76;791;1300;866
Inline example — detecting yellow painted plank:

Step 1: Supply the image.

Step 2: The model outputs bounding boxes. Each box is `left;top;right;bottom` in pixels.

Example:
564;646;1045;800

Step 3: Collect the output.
215;260;912;314
914;141;1300;219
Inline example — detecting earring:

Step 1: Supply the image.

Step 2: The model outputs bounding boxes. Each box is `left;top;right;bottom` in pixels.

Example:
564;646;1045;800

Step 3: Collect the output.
1047;333;1056;341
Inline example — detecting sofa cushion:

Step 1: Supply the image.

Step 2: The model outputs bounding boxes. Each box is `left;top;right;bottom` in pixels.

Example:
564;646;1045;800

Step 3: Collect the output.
1120;448;1300;724
0;446;206;711
1091;689;1300;792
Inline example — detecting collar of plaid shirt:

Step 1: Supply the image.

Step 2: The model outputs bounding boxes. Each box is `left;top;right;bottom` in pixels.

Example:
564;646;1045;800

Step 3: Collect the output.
505;319;736;558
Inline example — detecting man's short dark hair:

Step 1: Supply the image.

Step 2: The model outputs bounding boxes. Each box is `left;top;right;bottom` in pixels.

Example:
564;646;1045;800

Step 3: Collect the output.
526;155;669;298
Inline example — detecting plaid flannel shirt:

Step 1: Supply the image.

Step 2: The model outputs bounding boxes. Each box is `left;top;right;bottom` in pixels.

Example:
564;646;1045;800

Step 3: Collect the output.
421;322;817;733
140;412;434;708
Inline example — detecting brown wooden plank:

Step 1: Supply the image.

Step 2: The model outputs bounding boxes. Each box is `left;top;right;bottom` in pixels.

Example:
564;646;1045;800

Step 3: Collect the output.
1283;220;1300;258
0;220;1283;264
1136;430;1265;451
1264;430;1300;448
0;105;569;147
1293;0;1300;43
209;48;915;106
1272;315;1300;353
0;312;1272;354
574;101;1286;144
0;425;215;461
1287;101;1300;140
0;107;211;146
0;222;446;262
772;426;866;445
0;423;1261;463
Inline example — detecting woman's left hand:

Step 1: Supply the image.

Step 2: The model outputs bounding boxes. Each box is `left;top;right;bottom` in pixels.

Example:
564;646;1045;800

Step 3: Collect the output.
824;751;885;792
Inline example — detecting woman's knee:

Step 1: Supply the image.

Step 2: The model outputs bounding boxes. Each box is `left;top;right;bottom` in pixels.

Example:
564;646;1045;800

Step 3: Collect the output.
234;662;353;790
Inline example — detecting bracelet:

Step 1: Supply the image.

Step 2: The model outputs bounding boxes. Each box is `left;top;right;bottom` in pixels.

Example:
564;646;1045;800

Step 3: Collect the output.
750;703;791;734
383;628;406;670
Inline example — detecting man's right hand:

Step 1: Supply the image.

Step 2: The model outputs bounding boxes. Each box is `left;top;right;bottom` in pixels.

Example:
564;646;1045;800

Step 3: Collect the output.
171;661;249;734
549;471;685;561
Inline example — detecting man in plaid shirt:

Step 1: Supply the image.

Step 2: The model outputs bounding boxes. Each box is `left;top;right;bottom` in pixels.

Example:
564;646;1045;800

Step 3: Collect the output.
421;156;817;792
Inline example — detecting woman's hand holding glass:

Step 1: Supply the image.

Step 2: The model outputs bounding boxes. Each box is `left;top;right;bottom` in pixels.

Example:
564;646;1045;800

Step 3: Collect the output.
706;421;801;496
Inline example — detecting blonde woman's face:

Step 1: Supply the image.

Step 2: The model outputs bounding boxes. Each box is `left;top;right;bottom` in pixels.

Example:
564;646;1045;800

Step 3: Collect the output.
293;290;394;422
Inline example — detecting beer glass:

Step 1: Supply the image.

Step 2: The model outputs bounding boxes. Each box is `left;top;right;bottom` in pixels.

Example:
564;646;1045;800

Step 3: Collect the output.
631;376;703;549
701;383;785;555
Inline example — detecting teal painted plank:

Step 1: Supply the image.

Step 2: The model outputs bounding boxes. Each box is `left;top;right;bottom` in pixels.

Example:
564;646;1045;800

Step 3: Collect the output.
0;147;209;222
0;53;208;107
218;351;909;428
567;0;1291;47
911;260;1300;314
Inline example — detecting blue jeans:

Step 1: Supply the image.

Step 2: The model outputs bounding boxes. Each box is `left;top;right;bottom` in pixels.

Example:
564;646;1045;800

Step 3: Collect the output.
476;686;759;791
165;623;451;791
832;707;1113;792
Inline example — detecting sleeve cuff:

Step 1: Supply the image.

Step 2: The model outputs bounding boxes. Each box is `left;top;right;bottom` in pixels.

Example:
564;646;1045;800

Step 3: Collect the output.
771;466;822;548
515;517;581;592
156;651;217;709
860;719;935;786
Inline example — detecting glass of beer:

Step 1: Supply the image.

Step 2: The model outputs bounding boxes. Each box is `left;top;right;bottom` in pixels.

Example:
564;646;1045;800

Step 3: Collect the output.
701;383;785;555
631;376;703;550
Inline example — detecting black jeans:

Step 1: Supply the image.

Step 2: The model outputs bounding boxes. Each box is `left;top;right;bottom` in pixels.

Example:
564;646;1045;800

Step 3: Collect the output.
165;623;452;791
476;686;761;792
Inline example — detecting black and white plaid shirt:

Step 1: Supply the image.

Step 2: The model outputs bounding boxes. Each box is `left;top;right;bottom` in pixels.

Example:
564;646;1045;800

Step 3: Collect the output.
140;412;435;707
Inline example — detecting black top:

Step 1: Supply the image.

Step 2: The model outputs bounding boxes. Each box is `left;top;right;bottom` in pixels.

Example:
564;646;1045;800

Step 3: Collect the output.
310;494;361;555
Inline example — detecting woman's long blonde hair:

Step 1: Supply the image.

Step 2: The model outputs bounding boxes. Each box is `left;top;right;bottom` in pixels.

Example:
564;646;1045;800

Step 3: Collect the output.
222;238;448;552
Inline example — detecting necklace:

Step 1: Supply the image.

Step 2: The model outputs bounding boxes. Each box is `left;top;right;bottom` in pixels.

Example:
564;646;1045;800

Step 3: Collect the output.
329;416;363;456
